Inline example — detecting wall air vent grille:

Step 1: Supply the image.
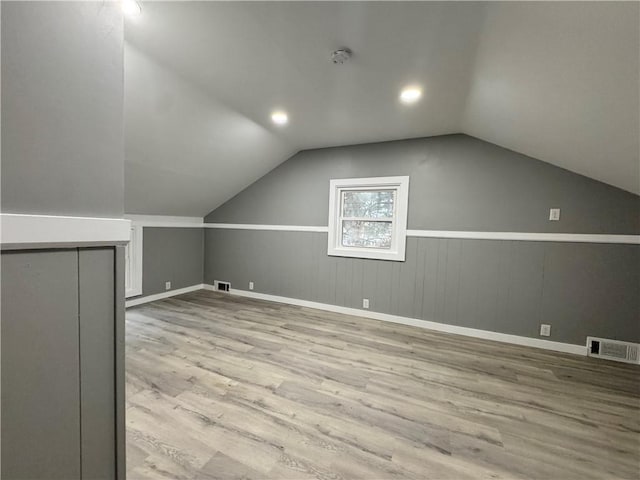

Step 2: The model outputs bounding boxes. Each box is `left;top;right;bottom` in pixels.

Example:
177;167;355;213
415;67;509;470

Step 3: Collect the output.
213;280;231;292
587;337;640;364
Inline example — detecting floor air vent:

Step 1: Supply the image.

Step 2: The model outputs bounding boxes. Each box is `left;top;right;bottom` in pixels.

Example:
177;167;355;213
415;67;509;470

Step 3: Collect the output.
587;337;639;364
213;280;231;292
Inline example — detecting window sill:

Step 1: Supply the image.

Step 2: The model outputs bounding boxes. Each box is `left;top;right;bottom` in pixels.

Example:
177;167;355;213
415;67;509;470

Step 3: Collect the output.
327;246;405;262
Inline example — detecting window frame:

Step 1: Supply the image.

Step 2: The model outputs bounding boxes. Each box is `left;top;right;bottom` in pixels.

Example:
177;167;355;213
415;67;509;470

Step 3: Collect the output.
327;176;409;261
125;224;143;298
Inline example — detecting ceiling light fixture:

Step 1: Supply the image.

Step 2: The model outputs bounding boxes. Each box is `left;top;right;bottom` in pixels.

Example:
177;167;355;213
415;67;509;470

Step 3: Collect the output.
271;111;288;125
400;86;422;104
122;0;142;17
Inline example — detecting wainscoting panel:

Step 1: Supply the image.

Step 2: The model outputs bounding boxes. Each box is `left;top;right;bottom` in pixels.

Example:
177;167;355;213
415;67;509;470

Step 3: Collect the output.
205;229;639;346
1;249;82;479
1;247;125;479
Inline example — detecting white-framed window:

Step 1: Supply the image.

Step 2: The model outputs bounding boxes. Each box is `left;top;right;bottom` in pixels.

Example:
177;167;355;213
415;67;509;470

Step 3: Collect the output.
327;176;409;261
125;224;143;298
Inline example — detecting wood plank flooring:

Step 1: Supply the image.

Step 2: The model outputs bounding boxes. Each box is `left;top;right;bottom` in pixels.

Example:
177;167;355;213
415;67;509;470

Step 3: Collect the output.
126;290;640;479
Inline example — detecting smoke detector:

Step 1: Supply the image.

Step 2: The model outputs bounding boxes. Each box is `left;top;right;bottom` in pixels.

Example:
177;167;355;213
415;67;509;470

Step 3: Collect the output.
331;48;352;64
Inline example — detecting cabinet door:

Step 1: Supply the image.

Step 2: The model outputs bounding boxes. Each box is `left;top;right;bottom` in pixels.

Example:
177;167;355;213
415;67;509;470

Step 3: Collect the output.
1;249;81;479
79;248;116;479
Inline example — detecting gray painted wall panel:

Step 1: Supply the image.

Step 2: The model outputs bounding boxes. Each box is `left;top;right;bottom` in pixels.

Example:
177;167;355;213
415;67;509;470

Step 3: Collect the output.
457;240;480;329
362;260;377;313
1;2;124;217
315;242;333;305
504;242;546;338
350;259;364;311
206;134;639;234
443;239;463;326
204;229;640;345
79;248;116;479
1;250;81;479
540;243;640;345
335;258;347;307
412;239;427;319
472;241;503;331
397;240;418;318
1;248;125;479
114;246;127;479
375;261;393;314
139;227;204;297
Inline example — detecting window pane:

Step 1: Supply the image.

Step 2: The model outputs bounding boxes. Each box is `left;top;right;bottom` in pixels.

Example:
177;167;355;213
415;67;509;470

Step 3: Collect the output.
342;221;392;249
342;190;394;218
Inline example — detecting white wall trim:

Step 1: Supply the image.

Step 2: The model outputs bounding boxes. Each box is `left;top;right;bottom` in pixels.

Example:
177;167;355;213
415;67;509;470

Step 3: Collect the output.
125;284;205;308
201;285;586;356
1;213;131;249
125;214;204;228
406;229;640;245
203;222;639;244
204;223;329;233
125;225;143;298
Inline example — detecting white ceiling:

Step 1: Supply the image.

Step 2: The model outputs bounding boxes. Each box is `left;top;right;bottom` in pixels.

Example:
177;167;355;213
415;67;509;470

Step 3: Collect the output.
462;2;639;196
124;1;639;216
125;44;294;216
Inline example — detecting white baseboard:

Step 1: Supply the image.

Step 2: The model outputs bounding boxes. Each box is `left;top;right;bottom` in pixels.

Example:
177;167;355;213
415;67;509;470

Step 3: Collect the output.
203;286;586;356
133;283;586;355
125;284;205;308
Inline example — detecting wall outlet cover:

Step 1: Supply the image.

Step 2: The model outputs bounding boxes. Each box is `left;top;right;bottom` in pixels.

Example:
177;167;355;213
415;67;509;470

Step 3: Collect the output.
540;324;551;336
165;281;171;290
549;208;561;221
249;281;254;290
362;298;370;309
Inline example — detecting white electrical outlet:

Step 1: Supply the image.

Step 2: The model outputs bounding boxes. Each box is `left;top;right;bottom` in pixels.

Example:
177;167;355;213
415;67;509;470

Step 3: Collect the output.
362;298;370;309
165;281;171;290
249;281;254;290
549;208;561;221
540;324;551;337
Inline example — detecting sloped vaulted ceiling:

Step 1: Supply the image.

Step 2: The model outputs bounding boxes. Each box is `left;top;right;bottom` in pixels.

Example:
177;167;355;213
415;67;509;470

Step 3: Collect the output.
124;1;639;216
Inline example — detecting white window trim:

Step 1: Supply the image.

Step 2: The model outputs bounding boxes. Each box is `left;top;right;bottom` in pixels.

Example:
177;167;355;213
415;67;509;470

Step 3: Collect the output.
125;224;143;298
327;176;409;261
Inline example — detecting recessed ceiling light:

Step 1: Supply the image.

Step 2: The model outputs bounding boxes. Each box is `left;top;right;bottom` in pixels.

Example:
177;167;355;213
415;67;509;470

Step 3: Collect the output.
400;87;422;104
271;111;288;125
122;0;142;17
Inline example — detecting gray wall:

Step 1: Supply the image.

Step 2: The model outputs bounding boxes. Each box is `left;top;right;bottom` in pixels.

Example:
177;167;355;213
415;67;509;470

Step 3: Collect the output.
205;230;639;346
138;227;204;298
206;134;640;234
1;1;124;217
205;134;640;346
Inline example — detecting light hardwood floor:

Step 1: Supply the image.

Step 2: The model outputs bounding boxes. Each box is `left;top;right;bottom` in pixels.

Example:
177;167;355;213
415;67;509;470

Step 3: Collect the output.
126;290;640;479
